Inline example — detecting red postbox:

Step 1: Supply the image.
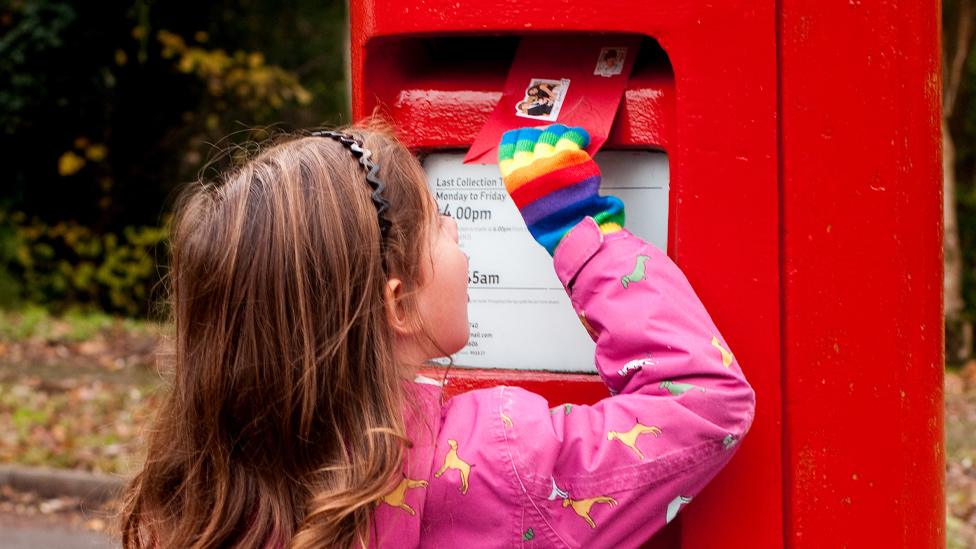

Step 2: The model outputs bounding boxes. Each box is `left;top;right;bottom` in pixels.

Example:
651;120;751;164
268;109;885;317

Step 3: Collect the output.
349;2;943;547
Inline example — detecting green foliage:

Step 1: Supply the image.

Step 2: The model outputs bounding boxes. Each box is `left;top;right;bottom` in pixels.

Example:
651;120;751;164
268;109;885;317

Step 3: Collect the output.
0;0;78;135
157;29;314;123
0;305;164;474
0;0;348;231
945;0;976;323
0;301;157;344
0;377;158;474
960;181;976;322
1;212;167;316
0;0;347;316
0;305;52;341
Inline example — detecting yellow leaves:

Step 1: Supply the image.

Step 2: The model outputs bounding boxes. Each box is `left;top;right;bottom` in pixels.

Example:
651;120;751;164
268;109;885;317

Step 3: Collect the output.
294;85;313;106
58;152;85;176
155;29;314;114
157;29;188;60
58;140;108;176
8;217;167;316
177;54;195;74
198;49;232;76
85;145;107;162
249;67;272;86
114;49;127;66
124;225;168;247
247;52;264;68
0;366;162;474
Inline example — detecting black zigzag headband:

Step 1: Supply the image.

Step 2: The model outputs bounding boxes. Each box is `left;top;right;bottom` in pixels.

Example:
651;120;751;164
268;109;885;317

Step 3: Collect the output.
310;130;392;252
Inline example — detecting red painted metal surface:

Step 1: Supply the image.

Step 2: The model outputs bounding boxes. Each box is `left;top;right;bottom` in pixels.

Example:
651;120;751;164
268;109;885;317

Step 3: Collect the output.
359;35;675;154
351;3;781;548
419;368;607;404
779;2;944;548
350;1;942;547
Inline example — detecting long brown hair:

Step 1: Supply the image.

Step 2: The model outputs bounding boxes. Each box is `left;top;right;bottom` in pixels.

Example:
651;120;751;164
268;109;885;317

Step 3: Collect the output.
120;121;441;548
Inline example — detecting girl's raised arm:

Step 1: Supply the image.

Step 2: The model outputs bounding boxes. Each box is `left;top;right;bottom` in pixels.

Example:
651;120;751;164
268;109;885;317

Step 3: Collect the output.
423;126;754;548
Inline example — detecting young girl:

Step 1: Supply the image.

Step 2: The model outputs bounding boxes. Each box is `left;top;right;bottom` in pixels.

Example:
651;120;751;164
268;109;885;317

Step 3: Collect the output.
120;121;754;548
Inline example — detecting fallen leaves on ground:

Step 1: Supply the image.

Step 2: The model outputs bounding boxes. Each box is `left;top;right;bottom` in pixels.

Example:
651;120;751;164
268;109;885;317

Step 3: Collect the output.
0;484;115;533
0;376;160;474
0;310;167;475
947;368;976;548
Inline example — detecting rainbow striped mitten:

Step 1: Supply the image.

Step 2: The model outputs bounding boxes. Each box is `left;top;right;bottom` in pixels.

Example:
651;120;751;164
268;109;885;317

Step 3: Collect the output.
498;125;625;255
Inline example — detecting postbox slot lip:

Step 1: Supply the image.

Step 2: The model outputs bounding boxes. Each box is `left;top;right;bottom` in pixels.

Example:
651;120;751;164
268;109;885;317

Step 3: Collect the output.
420;365;603;378
365;33;672;89
417;147;665;160
365;34;674;154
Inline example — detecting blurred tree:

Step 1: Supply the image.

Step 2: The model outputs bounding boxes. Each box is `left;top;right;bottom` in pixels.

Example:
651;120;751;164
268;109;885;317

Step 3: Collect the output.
0;0;349;314
0;0;348;230
946;0;976;364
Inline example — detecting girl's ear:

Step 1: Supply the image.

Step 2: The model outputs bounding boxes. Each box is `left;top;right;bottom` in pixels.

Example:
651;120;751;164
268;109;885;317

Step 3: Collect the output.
384;277;413;336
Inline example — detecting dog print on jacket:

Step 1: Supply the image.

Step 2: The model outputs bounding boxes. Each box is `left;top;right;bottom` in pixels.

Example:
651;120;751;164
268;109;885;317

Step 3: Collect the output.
549;403;574;415
577;310;599;339
380;477;428;516
660;380;706;396
711;336;735;368
548;477;570;501
618;357;655;377
666;496;693;524
607;422;663;461
435;439;472;494
620;254;651;288
562;496;618;528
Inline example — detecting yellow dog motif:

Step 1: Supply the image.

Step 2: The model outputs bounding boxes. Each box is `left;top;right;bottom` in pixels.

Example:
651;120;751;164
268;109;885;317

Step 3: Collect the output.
380;477;428;515
711;336;734;368
562;496;618;528
435;439;472;494
577;310;599;339
607;422;662;461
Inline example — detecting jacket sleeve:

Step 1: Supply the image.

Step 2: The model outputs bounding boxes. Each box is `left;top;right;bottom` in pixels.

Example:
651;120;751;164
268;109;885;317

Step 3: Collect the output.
426;217;755;548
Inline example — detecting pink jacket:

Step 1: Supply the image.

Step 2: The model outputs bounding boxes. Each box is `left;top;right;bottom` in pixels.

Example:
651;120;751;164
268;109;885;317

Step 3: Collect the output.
371;217;756;548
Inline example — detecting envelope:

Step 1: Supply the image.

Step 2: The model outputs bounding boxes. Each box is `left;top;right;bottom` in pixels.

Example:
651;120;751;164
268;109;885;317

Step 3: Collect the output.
464;35;639;165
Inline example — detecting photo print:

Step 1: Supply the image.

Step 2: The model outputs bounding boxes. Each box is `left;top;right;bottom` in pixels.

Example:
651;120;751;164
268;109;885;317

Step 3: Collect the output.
594;47;627;77
515;78;570;121
464;34;640;164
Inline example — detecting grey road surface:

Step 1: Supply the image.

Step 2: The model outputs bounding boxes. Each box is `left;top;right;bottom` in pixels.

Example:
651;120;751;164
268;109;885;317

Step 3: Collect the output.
0;513;114;549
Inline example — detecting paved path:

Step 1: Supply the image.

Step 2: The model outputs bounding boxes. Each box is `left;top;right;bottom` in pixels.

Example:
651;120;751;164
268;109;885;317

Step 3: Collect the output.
0;513;114;548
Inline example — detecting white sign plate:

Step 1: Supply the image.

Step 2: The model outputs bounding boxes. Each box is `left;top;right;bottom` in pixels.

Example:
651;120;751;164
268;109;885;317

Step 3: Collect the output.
423;150;669;372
